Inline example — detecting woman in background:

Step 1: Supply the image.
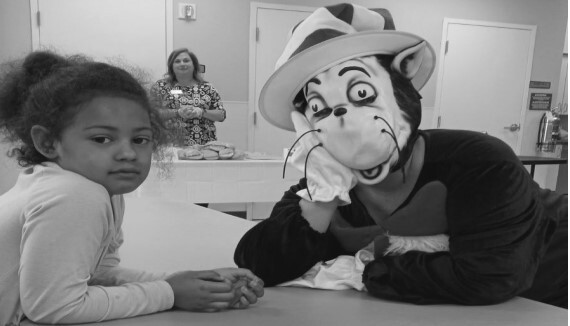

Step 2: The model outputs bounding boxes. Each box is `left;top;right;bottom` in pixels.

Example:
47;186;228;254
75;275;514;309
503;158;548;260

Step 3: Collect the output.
150;48;226;146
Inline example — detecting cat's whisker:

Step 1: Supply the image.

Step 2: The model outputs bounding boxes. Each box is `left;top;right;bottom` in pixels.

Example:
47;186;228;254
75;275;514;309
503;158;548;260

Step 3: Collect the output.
374;116;406;183
304;143;323;200
283;128;321;178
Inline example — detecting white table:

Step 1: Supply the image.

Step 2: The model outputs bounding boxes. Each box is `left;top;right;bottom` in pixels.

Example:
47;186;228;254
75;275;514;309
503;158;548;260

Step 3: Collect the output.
23;197;568;326
118;196;254;273
133;159;302;220
25;288;568;326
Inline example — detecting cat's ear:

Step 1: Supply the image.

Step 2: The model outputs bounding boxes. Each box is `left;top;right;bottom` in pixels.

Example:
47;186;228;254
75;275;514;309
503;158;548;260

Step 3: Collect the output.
391;41;427;80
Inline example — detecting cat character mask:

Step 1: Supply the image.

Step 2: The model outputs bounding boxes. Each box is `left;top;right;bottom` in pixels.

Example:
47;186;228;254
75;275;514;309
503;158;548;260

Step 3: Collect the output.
260;3;435;187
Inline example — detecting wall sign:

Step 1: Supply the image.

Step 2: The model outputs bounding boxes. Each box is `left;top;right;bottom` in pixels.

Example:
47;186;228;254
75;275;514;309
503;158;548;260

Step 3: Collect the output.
529;92;553;110
529;81;551;89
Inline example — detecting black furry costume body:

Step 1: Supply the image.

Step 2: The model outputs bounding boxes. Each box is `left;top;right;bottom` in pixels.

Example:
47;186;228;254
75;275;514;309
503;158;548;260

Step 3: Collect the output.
235;129;567;307
235;3;568;309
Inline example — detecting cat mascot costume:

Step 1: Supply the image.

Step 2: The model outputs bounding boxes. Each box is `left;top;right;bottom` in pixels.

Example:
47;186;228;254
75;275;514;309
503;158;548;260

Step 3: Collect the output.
235;3;567;308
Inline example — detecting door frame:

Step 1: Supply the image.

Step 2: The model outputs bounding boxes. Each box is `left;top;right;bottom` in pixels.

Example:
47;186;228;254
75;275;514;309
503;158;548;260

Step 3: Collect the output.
247;2;315;152
555;25;567;107
432;18;536;154
29;0;173;68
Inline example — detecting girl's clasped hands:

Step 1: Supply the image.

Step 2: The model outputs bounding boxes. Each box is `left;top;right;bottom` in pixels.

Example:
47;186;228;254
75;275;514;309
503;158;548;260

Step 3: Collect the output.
165;268;264;312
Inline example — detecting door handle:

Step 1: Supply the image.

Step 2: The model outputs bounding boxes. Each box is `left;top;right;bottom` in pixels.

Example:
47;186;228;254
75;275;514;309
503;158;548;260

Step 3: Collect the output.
504;123;520;132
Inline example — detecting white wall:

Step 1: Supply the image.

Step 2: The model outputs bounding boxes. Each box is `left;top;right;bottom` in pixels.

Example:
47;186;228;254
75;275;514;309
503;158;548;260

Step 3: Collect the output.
170;0;567;189
0;0;31;195
0;0;567;192
172;0;567;144
171;0;568;105
0;0;31;63
0;143;21;195
216;101;248;150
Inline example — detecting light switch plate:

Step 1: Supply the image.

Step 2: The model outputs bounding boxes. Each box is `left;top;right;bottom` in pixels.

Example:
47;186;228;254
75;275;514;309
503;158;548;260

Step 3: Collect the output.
178;3;196;20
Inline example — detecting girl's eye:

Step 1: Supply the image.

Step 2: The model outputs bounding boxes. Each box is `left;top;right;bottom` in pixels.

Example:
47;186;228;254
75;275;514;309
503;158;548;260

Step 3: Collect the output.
92;136;111;144
182;59;191;63
133;137;151;145
347;82;377;104
307;97;325;113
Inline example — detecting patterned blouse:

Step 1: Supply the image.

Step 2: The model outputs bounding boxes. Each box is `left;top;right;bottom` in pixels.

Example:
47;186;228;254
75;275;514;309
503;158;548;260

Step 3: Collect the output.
150;79;226;146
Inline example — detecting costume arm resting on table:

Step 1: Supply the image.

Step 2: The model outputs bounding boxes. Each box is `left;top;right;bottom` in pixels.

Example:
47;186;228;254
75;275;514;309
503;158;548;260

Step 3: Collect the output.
363;159;562;305
234;179;345;286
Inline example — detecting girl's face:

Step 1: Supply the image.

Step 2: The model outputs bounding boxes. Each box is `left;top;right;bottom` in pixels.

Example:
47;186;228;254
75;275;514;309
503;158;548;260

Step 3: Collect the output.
52;96;154;195
172;52;194;78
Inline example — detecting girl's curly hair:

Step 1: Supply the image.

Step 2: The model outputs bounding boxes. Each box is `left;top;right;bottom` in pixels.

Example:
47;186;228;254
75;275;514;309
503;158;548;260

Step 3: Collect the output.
0;50;168;168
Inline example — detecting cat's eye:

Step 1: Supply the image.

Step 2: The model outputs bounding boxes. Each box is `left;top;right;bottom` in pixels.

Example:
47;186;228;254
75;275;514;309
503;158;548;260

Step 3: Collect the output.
347;82;377;104
307;97;326;113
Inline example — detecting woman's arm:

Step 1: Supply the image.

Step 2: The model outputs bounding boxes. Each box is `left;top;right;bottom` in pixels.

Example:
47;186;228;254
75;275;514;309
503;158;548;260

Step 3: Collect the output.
202;83;226;122
202;108;226;122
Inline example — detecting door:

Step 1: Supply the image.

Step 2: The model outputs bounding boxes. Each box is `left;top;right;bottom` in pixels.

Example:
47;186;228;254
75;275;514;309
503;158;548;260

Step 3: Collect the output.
30;0;167;83
433;19;536;153
248;3;314;156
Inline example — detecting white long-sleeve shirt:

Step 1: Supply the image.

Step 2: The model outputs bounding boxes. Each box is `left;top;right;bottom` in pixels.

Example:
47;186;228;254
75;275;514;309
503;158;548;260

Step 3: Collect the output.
0;162;174;325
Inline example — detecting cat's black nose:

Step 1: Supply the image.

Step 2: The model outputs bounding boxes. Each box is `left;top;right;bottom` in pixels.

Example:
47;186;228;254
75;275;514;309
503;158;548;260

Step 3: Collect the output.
334;107;347;117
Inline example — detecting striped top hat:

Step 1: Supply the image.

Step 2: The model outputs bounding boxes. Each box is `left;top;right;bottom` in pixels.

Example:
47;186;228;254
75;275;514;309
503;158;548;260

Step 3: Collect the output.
259;3;436;131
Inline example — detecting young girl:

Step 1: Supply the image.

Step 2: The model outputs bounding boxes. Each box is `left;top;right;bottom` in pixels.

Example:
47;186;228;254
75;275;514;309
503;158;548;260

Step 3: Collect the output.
0;51;263;325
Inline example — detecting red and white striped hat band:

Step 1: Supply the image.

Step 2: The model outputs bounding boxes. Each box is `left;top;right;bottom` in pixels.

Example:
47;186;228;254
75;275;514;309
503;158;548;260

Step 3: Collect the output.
259;3;436;132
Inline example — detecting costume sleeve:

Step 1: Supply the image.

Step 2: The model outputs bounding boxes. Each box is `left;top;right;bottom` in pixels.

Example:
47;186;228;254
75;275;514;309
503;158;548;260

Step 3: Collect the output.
19;180;173;324
234;179;344;286
206;83;226;120
363;159;563;305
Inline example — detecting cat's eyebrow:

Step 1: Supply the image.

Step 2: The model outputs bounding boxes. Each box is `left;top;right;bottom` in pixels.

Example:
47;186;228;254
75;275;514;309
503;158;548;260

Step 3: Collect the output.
307;77;321;86
338;66;370;77
304;77;321;95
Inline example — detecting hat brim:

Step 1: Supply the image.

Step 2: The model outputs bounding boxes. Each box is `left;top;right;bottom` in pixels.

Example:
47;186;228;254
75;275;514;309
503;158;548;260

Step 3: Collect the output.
259;30;436;131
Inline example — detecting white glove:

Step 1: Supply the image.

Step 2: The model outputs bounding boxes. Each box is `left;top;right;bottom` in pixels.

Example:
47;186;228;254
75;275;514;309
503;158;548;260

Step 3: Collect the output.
289;111;357;205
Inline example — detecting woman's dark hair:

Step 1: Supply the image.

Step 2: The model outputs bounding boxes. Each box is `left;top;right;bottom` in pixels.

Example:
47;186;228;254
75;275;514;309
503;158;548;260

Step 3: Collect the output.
165;48;204;84
0;50;166;167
